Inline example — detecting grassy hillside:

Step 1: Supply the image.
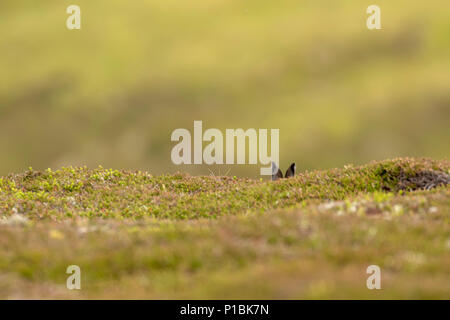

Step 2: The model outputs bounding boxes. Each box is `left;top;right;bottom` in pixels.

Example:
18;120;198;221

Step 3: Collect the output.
1;1;450;176
0;158;449;299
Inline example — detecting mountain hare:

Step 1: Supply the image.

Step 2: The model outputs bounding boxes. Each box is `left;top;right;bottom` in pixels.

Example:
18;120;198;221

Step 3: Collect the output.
271;162;296;181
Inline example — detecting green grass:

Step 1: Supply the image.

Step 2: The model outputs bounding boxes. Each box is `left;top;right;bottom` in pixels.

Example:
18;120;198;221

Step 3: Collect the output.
0;157;449;299
1;1;449;175
0;157;447;220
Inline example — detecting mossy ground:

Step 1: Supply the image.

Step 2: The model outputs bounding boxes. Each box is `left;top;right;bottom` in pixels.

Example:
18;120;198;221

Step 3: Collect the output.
0;158;449;299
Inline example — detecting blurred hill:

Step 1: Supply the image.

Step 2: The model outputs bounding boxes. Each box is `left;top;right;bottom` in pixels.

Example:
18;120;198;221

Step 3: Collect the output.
1;0;449;177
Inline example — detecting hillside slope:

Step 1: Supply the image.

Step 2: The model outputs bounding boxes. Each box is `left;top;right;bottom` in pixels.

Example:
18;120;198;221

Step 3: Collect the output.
1;157;448;219
0;158;449;299
1;1;450;175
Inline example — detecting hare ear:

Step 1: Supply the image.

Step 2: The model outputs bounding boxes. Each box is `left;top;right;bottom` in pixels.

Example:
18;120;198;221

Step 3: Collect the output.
271;162;283;181
285;163;296;178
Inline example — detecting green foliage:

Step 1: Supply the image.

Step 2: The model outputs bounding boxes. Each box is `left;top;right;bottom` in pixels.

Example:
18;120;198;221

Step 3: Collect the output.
0;157;448;299
0;1;449;176
0;157;447;220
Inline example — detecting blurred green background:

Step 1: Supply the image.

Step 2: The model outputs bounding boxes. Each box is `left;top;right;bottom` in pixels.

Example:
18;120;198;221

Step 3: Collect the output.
1;0;449;178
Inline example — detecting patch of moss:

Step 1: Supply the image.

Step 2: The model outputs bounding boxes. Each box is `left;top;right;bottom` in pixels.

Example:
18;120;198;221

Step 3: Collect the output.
0;158;448;220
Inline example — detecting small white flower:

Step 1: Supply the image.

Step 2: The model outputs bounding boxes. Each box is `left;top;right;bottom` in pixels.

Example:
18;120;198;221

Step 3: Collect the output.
77;225;99;235
0;213;29;226
393;204;403;215
66;196;76;206
77;226;88;234
428;206;438;214
349;203;358;213
319;201;344;211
